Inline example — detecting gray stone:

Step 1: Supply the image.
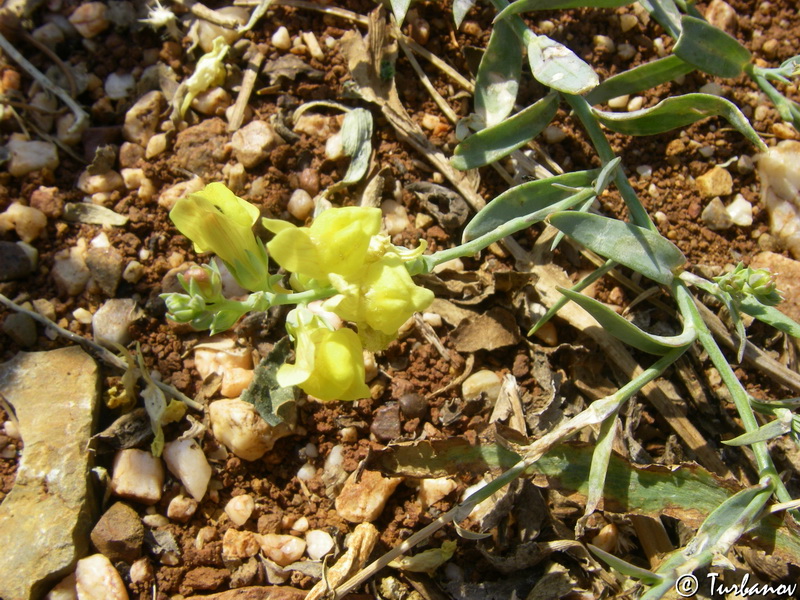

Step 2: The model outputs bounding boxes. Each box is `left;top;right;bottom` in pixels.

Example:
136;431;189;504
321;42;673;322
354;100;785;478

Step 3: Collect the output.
370;403;401;442
92;298;141;347
122;91;165;147
701;197;734;231
86;246;124;296
2;312;37;347
231;121;280;169
174;118;231;178
91;501;144;563
0;241;34;281
0;347;100;600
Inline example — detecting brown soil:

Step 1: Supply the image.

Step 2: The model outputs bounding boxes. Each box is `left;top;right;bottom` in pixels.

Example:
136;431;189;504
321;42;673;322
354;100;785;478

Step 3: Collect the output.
1;0;800;599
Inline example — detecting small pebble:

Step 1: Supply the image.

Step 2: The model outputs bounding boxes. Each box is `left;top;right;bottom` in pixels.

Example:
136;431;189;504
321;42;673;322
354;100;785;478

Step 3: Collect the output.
68;2;109;38
462;370;502;404
167;494;198;523
223;529;261;561
7;138;59;177
141;514;170;528
105;72;135;100
627;96;644;112
0;241;35;281
232;120;281;169
370;403;401;442
52;243;90;296
636;165;652;178
542;125;566;144
418;477;458;510
593;34;615;53
2;313;37;347
619;13;638;32
726;194;753;227
110;448;165;505
0;203;47;244
287;189;314;221
122;260;145;283
145;133;168;159
272;26;291;51
123;91;165;147
75;554;127;600
335;470;403;523
92;298;140;347
258;534;306;567
736;155;754;174
129;558;153;586
73;307;93;324
340;427;358;443
701;197;733;230
696;166;733;198
381;200;410;235
163;438;213;502
399;393;428;419
607;95;629;109
302;31;324;61
699;82;724;97
292;516;309;532
325;132;344;159
210;398;293;461
617;43;635;60
305;530;334;560
299;167;320;196
225;494;255;526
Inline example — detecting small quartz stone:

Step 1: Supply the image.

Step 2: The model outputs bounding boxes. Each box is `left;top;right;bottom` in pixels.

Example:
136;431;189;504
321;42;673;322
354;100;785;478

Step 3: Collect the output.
305;530;334;560
222;529;261;561
7;138;59;177
163;438;212;502
68;2;110;38
701;197;733;230
225;494;255;526
696;166;733;198
258;534;306;567
110;449;165;505
335;470;403;523
167;494;199;523
272;26;291;50
462;370;502;404
75;554;128;600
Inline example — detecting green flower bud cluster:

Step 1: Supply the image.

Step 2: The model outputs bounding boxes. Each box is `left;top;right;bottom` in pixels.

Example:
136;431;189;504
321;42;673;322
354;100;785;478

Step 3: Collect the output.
714;262;783;307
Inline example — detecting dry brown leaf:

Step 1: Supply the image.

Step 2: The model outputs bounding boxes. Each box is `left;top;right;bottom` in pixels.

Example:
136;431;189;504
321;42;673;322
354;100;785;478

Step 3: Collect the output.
451;307;521;352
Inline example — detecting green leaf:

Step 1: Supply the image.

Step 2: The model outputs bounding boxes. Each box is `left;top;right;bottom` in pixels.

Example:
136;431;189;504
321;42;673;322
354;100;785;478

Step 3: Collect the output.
495;0;633;21
674;15;752;78
528;36;598;95
332;108;373;191
592;93;767;151
558;287;695;354
451;93;559;170
638;0;681;38
463;169;598;241
548;212;686;286
453;0;476;28
585;412;620;514
724;409;794;446
585;55;695;106
241;337;297;427
739;297;800;339
587;545;663;585
389;0;411;26
475;20;523;128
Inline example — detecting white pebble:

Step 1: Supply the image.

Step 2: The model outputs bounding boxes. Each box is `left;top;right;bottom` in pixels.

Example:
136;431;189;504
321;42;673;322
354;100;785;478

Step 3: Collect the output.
288;189;314;221
726;194;753;227
225;494;255;526
92;298;140;347
3;420;20;440
325;132;344;160
636;165;652;178
0;202;47;243
258;534;306;567
699;81;725;97
607;95;629;109
163;438;213;502
699;145;716;158
617;43;635;60
209;398;293;461
145;133;168;160
272;26;291;50
75;554;127;600
297;462;316;481
305;530;334;560
7;138;59;177
129;558;153;585
303;443;319;458
292;516;309;532
381;200;409;235
110;448;164;505
302;31;324;61
105;72;135;100
462;370;502;404
418;477;458;510
222;529;261;561
141;514;170;528
542;125;566;144
593;34;615;53
627;96;644;112
77;169;124;194
619;13;638;32
122;260;144;283
73;307;93;324
167;494;198;523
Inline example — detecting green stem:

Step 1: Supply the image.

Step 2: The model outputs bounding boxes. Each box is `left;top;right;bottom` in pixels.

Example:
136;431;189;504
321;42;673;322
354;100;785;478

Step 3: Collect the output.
681;281;793;505
562;94;656;232
270;286;337;306
425;187;596;268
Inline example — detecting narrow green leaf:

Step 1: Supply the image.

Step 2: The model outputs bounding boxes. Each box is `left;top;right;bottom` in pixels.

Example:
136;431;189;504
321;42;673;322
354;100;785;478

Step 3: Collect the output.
495;0;632;20
453;0;476;28
639;0;681;38
558;288;695;354
592;93;766;151
548;212;686;286
389;0;411;26
724;410;793;446
585;55;695;106
475;20;523;127
739;297;800;339
241;337;297;427
585;412;619;514
674;15;752;78
528;36;598;95
451;93;559;170
463;170;598;241
587;545;663;584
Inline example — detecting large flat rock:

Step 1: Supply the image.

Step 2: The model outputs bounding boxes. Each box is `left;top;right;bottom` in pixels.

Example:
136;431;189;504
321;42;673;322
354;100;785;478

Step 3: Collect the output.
0;347;100;600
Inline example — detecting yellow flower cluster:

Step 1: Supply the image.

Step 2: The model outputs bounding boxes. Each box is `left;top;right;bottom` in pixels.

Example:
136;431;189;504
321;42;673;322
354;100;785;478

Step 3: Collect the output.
264;206;434;400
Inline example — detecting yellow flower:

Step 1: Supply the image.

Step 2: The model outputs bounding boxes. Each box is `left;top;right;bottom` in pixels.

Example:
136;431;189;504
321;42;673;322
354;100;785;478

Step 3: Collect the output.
264;207;381;283
325;251;434;338
279;308;370;402
170;182;270;292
